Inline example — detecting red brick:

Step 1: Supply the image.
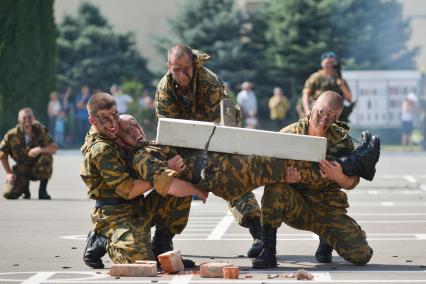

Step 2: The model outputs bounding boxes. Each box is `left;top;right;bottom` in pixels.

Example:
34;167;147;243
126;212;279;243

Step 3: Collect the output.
223;266;239;279
157;250;184;273
200;262;233;278
109;263;157;277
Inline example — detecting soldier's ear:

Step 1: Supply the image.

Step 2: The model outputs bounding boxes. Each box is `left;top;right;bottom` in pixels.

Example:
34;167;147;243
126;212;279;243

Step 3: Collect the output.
88;116;95;126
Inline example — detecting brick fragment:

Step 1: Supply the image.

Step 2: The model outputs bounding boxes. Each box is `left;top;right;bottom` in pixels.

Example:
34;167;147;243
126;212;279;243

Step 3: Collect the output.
157;250;184;273
109;263;157;277
200;262;232;278
223;266;239;279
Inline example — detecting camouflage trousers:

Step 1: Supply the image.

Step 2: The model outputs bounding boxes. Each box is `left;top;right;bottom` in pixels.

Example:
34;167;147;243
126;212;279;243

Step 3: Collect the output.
157;151;286;232
261;183;373;265
3;154;53;199
92;190;185;264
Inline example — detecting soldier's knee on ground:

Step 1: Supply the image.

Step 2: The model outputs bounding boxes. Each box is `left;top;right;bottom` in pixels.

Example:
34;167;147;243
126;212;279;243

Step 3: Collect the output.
343;245;373;266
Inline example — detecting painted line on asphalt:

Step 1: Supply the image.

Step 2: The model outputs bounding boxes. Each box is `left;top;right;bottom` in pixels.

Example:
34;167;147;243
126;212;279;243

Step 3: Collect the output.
381;202;395;206
22;272;55;284
415;234;426;239
170;274;193;284
421;184;426;192
404;175;418;183
207;213;234;240
368;190;379;195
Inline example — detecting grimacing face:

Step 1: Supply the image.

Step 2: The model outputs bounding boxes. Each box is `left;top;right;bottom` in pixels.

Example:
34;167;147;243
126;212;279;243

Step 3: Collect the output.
18;110;34;133
118;118;145;147
310;99;341;132
168;53;194;88
91;105;120;139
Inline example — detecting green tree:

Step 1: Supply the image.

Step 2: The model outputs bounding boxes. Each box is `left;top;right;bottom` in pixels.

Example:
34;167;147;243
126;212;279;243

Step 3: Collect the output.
0;0;56;134
154;0;268;90
57;2;152;91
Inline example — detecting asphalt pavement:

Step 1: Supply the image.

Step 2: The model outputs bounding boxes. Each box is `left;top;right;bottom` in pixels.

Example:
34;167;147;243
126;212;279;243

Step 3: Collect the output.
0;150;425;283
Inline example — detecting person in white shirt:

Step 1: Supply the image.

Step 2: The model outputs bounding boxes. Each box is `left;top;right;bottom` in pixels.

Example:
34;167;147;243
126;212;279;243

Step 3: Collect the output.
237;81;258;128
110;84;134;114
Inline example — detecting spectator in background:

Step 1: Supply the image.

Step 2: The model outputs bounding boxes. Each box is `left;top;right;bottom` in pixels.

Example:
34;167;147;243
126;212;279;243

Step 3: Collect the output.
111;84;134;114
401;92;418;151
74;85;91;144
237;81;258;128
47;91;61;134
224;82;237;103
55;110;66;148
60;87;74;146
138;89;154;110
268;87;290;130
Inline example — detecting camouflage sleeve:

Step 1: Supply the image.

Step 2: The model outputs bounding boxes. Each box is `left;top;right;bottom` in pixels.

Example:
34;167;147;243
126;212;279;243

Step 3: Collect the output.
155;76;180;119
0;133;10;160
132;145;178;197
91;143;135;199
41;127;56;148
303;73;317;97
201;68;225;122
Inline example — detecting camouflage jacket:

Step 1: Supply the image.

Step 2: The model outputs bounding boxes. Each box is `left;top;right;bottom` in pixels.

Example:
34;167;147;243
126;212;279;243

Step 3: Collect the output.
155;50;225;122
280;116;359;207
0;123;55;165
80;127;139;200
303;69;349;101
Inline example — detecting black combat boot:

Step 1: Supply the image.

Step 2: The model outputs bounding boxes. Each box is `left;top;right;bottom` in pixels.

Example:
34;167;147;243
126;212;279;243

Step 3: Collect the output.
247;218;264;258
338;132;381;181
315;238;333;263
252;225;277;269
38;179;51;200
23;187;31;199
153;229;195;268
83;230;107;269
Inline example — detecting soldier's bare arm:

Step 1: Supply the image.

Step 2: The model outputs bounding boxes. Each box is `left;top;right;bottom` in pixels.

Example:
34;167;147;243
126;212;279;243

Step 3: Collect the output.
168;178;207;203
28;144;57;158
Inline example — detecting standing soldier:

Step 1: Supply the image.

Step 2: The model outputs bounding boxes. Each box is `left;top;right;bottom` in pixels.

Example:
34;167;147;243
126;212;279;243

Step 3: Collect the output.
154;44;264;260
0;108;57;199
302;51;354;122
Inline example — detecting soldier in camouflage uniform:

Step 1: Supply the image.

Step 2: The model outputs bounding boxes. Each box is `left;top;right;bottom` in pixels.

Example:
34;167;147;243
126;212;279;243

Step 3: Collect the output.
154;44;264;258
0;108;57;200
302;51;353;122
253;91;375;269
80;93;206;269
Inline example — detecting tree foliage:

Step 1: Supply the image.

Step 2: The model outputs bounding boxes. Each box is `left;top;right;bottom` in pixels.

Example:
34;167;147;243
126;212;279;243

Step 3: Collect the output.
0;0;56;134
57;2;152;91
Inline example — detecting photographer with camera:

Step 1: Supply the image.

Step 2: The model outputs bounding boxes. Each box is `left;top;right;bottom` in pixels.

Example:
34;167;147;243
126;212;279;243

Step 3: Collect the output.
302;51;354;122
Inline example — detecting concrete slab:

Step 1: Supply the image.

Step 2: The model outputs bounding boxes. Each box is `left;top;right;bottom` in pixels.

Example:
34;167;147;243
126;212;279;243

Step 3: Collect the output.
156;118;327;162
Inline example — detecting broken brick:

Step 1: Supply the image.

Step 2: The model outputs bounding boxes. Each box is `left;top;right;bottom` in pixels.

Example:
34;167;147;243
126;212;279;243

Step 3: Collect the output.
157;250;184;273
109;263;157;277
200;262;232;278
223;266;239;279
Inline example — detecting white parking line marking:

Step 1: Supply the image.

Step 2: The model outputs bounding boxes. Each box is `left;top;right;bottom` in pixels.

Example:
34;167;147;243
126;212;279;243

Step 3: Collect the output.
170;274;193;284
415;234;426;239
381;202;395;206
404;175;417;183
207;214;234;240
22;272;55;284
368;190;379;195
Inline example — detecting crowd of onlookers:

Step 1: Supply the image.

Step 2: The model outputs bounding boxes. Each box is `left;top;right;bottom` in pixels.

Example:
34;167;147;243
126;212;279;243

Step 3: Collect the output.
46;84;155;147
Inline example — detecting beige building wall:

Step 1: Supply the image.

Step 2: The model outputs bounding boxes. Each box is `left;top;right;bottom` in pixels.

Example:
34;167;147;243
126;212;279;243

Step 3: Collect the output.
55;0;426;72
54;0;183;73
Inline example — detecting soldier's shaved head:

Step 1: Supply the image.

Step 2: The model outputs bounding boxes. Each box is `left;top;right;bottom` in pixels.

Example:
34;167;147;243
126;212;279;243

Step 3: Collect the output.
18;108;34;119
316;91;344;113
167;44;193;63
118;114;146;147
87;92;116;117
